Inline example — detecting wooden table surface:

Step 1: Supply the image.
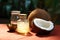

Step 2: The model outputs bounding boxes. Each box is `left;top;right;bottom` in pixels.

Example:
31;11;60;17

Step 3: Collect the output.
0;24;60;40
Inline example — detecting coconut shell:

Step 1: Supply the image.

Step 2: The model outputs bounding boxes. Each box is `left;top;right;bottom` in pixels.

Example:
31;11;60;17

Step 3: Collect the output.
28;8;53;34
32;18;54;35
28;8;51;28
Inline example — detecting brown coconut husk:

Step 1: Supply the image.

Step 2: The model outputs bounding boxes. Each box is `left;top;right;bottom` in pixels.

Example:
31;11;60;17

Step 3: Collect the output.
28;8;51;33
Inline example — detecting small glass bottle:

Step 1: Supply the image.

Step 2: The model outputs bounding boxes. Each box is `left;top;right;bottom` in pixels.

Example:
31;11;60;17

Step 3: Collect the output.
16;14;30;35
7;11;20;32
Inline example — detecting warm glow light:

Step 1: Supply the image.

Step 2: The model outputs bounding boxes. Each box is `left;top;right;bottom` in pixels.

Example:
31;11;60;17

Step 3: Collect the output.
16;21;30;35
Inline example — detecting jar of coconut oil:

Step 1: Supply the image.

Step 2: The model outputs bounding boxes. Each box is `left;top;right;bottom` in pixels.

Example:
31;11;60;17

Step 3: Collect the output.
16;14;30;35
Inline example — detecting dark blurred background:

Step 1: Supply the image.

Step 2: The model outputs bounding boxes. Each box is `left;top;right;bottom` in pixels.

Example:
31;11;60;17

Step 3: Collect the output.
0;0;60;24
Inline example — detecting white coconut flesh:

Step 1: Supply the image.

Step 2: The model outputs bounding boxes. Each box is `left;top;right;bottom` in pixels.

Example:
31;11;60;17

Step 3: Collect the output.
33;18;54;31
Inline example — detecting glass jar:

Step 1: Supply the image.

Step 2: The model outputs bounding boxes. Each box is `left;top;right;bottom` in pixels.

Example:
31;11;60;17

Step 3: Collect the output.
16;14;30;35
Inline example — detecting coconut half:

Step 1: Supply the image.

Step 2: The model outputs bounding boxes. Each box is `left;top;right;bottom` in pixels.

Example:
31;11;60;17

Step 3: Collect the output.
32;18;54;35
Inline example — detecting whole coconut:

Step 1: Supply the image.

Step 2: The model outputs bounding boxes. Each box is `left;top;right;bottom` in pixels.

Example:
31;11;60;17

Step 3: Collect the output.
28;8;54;35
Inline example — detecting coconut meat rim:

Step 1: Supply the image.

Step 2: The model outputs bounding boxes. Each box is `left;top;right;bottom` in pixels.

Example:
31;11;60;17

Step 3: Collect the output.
33;18;54;31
